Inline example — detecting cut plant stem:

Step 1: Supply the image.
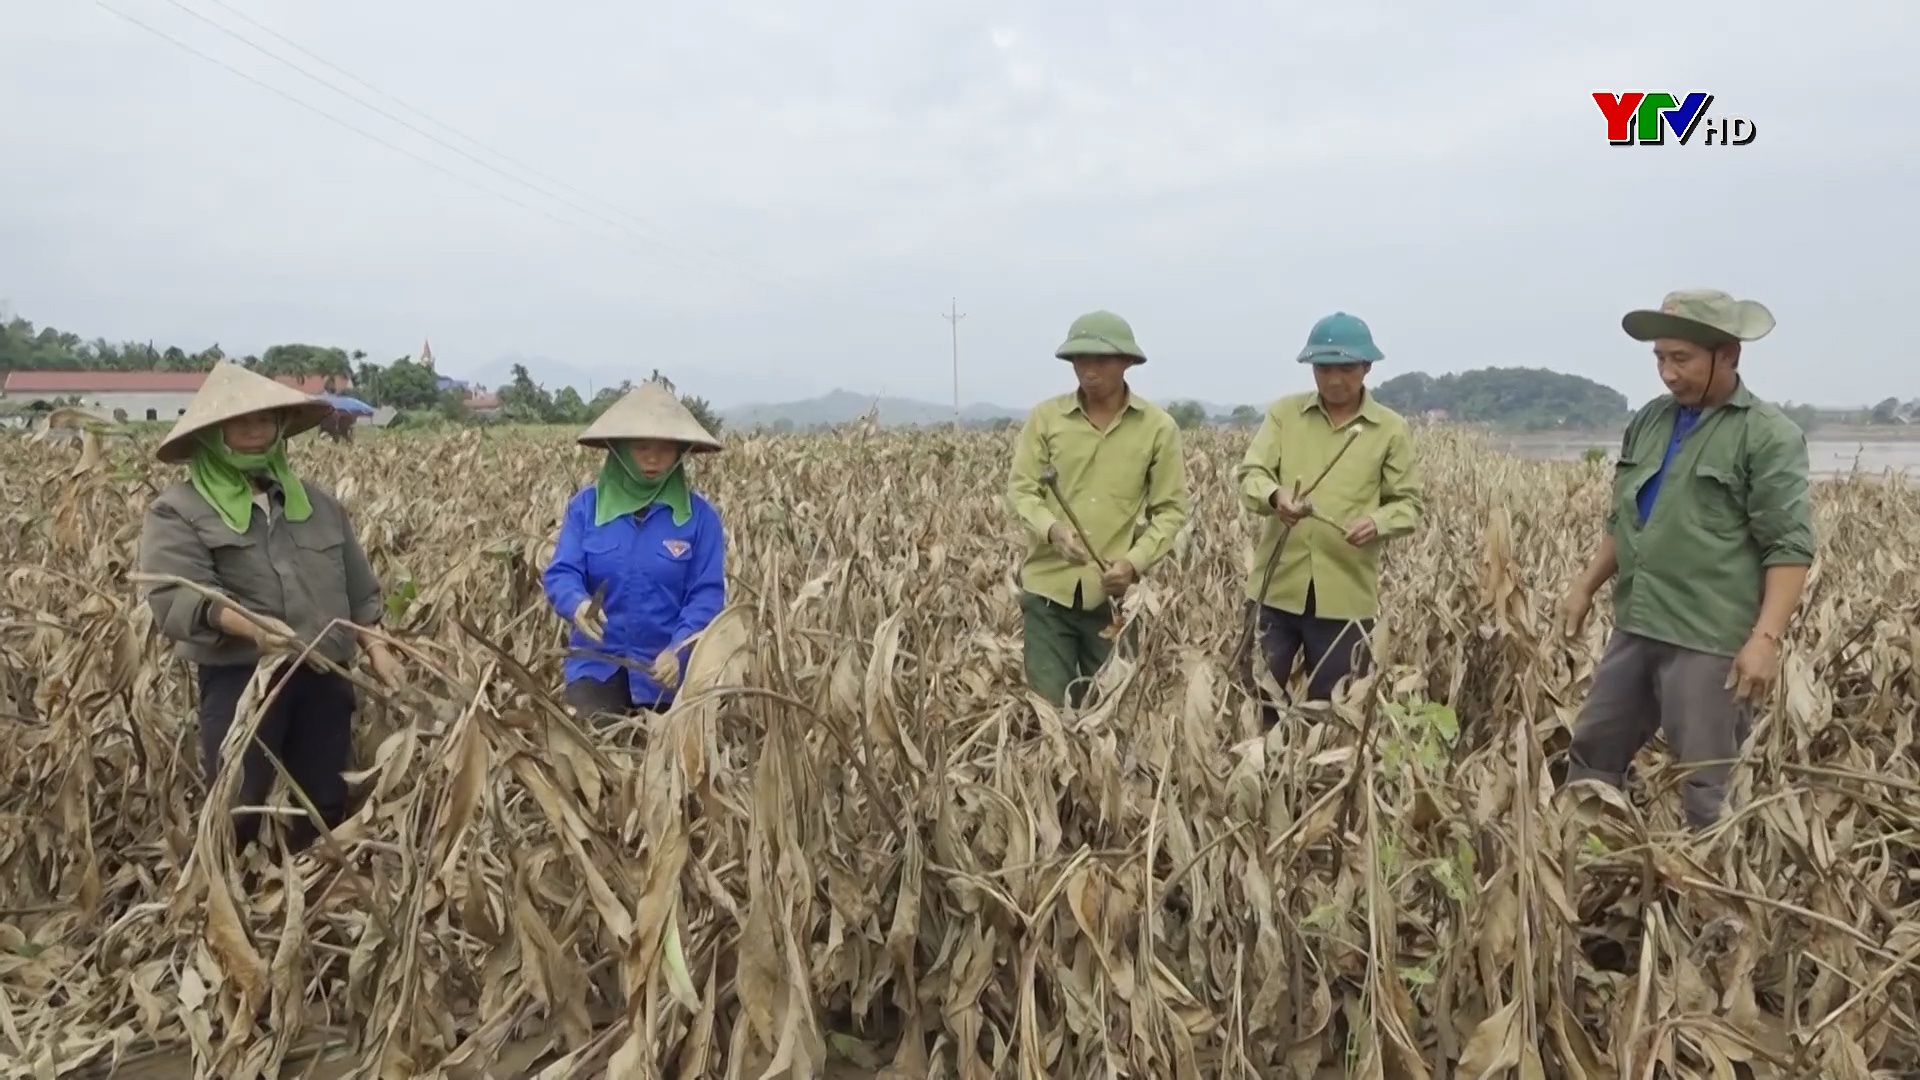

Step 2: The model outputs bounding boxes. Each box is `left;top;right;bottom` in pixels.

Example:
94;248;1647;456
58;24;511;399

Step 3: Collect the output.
1037;463;1127;639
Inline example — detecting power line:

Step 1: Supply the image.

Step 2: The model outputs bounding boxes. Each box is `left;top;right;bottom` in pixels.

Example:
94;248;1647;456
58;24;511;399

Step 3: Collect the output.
142;0;792;292
92;1;603;240
942;298;965;425
92;0;936;325
170;0;946;320
196;0;755;260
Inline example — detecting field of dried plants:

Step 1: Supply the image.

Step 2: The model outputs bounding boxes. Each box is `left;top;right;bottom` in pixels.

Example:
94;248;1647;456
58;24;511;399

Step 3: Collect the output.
3;423;1919;1080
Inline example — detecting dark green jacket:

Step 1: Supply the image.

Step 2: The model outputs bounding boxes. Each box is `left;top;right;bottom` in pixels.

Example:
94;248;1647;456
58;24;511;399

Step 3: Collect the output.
1608;381;1815;656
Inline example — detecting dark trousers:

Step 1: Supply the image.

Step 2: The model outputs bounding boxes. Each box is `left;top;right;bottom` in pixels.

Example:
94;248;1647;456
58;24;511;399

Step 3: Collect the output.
197;662;356;852
564;670;667;723
1565;630;1751;829
1021;585;1135;708
1248;584;1375;721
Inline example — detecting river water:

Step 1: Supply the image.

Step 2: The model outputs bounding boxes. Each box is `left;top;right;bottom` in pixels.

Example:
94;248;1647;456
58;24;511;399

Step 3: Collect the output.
1494;434;1920;480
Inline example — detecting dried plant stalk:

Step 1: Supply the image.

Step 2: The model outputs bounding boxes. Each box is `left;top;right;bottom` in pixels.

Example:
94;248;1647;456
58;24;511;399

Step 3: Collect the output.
1;423;1917;1080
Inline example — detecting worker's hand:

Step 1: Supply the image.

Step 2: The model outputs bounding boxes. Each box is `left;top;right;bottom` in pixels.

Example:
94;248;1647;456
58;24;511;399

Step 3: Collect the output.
364;642;403;690
651;648;682;690
571;599;606;643
248;614;300;648
1342;516;1378;547
1100;558;1138;599
1728;631;1783;704
1047;524;1090;564
1269;489;1312;526
1556;587;1595;640
216;604;296;648
215;604;326;671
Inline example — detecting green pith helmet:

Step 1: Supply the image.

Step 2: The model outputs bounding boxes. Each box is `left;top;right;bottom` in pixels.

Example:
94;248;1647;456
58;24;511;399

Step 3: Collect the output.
1055;310;1146;363
1297;312;1384;365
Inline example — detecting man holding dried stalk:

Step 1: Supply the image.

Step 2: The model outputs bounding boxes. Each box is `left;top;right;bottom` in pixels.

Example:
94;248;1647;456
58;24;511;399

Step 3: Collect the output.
137;363;399;853
1006;310;1191;707
1560;289;1813;829
543;381;726;719
1234;312;1422;715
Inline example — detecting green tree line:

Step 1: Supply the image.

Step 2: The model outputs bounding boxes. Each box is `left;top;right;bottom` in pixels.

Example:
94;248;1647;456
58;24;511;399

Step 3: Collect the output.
1;317;230;372
1156;368;1840;435
492;365;721;433
1372;367;1630;431
1153;370;1636;433
1;314;718;431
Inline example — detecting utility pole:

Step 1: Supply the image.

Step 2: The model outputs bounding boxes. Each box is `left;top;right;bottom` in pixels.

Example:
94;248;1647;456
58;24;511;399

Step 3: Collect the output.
942;298;965;425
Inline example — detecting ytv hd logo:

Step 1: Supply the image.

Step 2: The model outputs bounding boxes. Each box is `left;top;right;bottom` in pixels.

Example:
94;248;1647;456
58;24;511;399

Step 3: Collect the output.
1593;92;1756;146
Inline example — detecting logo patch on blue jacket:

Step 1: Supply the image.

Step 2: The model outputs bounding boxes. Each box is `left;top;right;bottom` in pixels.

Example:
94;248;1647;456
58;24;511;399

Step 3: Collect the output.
662;539;691;559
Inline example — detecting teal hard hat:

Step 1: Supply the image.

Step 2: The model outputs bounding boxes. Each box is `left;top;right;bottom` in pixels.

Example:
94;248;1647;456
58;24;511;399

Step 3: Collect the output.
1297;312;1383;365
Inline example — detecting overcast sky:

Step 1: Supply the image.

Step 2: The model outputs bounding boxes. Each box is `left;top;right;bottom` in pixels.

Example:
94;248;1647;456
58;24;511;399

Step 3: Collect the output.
5;0;1915;410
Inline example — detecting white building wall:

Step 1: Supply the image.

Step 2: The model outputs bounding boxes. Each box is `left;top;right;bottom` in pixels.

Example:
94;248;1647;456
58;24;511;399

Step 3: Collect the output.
0;390;199;421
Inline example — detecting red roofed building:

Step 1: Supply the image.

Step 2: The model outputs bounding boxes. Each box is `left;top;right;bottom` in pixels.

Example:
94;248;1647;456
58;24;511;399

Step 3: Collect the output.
2;370;208;420
1;368;352;421
2;371;209;394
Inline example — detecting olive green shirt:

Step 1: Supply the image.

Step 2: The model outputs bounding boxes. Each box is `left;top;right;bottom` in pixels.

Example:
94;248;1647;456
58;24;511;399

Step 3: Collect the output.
1608;382;1815;657
1234;391;1422;621
138;479;383;667
1006;390;1192;609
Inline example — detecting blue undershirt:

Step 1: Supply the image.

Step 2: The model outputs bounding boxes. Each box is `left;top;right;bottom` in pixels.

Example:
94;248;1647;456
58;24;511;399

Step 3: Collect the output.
1635;406;1702;524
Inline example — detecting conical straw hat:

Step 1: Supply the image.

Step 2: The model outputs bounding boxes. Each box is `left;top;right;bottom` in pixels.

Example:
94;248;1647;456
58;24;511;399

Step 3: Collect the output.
155;363;335;464
577;381;722;452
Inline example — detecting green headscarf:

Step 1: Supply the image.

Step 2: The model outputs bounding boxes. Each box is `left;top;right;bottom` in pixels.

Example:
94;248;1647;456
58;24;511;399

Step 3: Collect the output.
593;444;692;527
188;428;312;533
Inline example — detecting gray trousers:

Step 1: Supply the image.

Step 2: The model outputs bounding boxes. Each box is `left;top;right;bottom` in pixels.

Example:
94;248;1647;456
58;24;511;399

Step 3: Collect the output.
1566;630;1752;829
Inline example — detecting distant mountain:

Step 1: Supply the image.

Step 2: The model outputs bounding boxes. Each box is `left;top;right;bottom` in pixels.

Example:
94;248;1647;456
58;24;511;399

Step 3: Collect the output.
721;390;1024;430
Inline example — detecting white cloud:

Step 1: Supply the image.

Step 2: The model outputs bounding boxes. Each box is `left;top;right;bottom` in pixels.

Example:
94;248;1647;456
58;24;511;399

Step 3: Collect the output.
0;0;1914;407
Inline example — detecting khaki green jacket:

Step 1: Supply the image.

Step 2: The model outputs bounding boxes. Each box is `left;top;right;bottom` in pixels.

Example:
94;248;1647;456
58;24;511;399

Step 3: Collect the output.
1233;391;1422;621
138;480;383;667
1006;391;1191;608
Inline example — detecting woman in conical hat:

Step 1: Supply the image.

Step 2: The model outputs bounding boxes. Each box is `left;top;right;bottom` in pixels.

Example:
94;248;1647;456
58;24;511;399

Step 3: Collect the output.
542;380;726;718
137;362;400;852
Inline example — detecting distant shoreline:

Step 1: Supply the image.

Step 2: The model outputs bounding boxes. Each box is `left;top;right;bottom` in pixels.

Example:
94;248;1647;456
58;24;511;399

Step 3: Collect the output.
1487;422;1920;482
1474;424;1920;445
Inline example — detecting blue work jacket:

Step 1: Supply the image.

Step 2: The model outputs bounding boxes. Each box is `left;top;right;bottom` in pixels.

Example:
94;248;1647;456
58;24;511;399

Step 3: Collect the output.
541;486;727;706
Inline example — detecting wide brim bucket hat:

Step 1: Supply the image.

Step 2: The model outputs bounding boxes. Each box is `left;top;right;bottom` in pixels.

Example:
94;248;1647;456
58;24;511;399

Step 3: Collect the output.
1297;311;1384;365
155;362;334;464
1055;310;1147;363
577;381;723;452
1621;288;1775;347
